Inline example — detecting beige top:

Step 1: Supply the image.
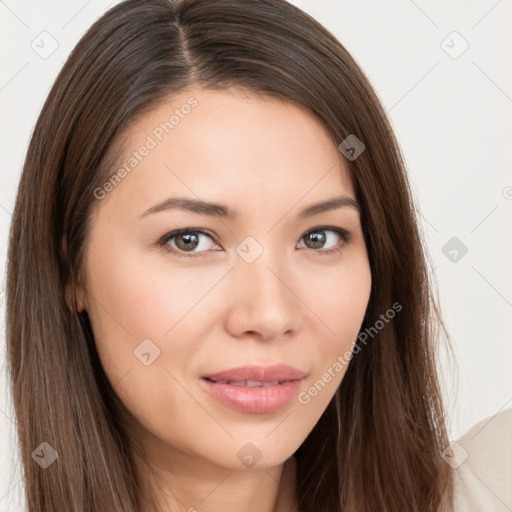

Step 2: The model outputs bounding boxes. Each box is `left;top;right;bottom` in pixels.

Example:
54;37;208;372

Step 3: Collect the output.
450;408;512;511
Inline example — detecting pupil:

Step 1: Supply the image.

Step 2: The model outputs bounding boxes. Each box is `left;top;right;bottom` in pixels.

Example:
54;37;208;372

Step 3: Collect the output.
306;231;325;249
176;233;199;251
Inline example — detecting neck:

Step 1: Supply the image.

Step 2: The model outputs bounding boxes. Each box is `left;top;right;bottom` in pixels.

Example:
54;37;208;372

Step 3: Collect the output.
133;445;298;512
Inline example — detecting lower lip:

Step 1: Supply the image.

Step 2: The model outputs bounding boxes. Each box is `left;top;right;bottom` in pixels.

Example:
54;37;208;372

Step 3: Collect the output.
200;378;303;413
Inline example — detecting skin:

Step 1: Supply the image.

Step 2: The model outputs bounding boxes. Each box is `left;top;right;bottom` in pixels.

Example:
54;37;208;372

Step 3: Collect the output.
72;87;372;512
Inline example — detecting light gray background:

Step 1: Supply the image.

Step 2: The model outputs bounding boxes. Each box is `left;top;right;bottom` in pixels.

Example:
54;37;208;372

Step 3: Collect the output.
1;1;511;510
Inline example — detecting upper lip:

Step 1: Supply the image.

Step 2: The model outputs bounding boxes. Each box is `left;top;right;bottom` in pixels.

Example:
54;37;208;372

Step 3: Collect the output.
202;364;306;383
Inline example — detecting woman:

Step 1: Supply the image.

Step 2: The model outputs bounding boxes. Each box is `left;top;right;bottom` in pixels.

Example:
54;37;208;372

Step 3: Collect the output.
5;0;510;511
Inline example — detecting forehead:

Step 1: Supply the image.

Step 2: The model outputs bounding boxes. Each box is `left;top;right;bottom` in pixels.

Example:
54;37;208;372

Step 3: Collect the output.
97;87;355;220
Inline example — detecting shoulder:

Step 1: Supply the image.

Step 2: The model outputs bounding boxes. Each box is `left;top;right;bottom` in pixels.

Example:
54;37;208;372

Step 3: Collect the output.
449;408;512;511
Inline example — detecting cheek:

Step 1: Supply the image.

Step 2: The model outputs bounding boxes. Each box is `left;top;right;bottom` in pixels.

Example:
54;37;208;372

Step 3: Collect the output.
293;267;371;423
82;241;233;418
304;255;372;393
82;240;195;387
84;237;222;339
83;253;206;431
315;257;372;342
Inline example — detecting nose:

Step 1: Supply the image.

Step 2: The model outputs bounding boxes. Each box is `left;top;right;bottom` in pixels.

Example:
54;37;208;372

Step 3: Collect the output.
224;252;300;341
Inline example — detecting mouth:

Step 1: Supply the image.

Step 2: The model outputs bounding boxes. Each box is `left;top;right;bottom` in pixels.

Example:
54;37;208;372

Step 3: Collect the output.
203;378;284;387
200;364;306;414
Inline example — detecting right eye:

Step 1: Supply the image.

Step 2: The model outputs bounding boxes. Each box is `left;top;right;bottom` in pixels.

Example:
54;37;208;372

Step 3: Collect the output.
158;229;220;257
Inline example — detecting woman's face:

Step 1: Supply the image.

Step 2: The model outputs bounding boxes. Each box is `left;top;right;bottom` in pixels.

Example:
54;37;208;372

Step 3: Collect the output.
76;87;372;472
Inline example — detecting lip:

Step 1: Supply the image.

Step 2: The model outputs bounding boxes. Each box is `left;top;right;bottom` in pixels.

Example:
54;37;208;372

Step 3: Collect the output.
202;364;306;383
200;365;306;414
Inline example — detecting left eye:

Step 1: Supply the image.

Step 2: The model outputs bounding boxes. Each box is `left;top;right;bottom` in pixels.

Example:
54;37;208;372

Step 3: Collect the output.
297;228;350;253
158;227;351;257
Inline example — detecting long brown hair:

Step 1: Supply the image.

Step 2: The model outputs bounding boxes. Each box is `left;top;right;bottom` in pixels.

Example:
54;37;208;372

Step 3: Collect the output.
5;0;455;510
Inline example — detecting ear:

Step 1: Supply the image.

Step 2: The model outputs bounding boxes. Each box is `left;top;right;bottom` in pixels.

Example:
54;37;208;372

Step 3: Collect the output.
65;281;87;313
61;235;87;313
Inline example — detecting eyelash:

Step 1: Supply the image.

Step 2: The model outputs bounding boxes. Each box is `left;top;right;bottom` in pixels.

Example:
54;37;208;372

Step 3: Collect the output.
156;226;353;258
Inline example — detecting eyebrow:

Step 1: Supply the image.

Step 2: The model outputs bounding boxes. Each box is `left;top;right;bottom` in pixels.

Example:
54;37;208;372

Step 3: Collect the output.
137;195;360;220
